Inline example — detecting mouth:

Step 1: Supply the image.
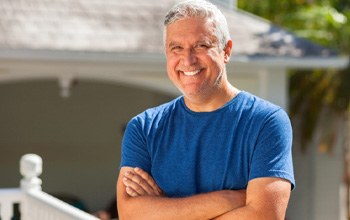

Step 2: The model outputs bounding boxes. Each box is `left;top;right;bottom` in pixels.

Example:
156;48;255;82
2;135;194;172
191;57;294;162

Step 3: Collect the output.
180;69;202;76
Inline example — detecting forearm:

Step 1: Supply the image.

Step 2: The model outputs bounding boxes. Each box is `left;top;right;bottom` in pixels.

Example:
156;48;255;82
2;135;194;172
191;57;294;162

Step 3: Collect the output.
117;167;246;220
213;178;292;220
212;205;268;220
118;189;245;220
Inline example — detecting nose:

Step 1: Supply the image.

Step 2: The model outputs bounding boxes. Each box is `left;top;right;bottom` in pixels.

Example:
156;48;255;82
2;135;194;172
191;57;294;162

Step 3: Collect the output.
181;48;197;67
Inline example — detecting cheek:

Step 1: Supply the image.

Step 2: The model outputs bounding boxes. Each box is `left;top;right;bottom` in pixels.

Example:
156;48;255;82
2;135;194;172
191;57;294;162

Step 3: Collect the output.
166;60;177;81
166;65;174;79
166;55;179;72
206;53;225;70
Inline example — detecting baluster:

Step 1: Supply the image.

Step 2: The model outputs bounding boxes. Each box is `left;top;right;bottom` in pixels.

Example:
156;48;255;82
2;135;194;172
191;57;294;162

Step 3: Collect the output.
20;196;28;220
0;201;13;220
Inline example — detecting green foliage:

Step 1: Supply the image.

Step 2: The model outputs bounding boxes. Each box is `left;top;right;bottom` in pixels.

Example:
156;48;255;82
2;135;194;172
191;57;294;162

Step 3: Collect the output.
281;5;348;51
237;0;299;23
238;0;350;52
238;0;350;150
288;69;350;151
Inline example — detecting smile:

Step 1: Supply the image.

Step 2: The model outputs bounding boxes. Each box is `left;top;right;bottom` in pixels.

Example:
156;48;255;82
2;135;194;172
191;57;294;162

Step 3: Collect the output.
182;69;201;76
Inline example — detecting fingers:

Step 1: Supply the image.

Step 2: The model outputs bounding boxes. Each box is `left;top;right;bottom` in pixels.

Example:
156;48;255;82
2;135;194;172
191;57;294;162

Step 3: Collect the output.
134;167;163;195
122;168;163;197
125;185;142;197
123;174;147;196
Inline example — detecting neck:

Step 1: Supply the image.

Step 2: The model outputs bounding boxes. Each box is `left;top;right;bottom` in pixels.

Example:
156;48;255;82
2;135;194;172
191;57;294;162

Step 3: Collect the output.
184;83;240;112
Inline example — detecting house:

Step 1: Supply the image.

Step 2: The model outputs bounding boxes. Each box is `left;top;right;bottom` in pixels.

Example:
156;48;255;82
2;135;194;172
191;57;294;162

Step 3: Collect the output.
0;0;348;219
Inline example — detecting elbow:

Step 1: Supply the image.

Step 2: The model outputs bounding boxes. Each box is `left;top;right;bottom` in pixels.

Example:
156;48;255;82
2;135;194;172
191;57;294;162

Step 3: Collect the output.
117;199;148;220
117;204;137;220
118;209;151;220
117;209;137;220
253;209;285;220
245;205;286;220
258;210;286;220
118;214;133;220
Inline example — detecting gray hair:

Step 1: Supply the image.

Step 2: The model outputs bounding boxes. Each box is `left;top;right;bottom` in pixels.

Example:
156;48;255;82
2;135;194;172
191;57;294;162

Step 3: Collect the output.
164;0;231;49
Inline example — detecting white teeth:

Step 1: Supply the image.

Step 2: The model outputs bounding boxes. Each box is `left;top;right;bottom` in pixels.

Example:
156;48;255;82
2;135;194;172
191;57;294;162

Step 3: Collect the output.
183;70;200;76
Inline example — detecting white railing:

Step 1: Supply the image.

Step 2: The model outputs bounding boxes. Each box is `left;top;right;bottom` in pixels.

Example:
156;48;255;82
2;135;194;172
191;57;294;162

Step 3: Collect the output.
0;154;101;220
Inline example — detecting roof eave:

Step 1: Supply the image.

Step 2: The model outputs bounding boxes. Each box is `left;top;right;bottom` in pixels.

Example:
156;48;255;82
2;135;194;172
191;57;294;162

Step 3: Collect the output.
0;48;348;70
231;55;349;69
0;48;166;64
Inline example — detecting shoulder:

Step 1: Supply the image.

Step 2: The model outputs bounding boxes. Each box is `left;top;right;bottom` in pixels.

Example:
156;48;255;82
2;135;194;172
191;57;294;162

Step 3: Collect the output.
240;91;289;120
137;97;181;121
235;92;291;134
246;93;292;143
238;91;280;112
127;97;182;131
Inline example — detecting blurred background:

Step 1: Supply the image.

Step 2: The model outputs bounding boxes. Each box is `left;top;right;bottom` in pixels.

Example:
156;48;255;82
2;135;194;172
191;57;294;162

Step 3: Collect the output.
237;1;350;220
0;0;349;219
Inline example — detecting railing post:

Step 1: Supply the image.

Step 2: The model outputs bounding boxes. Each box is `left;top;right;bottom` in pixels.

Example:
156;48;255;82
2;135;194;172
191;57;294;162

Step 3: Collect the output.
20;154;43;220
20;154;43;191
3;154;102;220
0;199;14;220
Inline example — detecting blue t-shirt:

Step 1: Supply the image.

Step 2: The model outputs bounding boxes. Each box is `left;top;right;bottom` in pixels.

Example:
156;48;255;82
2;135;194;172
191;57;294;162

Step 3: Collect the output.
120;91;295;197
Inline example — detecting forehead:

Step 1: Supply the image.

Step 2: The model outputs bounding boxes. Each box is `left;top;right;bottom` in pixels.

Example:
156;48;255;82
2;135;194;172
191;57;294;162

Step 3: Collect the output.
165;17;218;44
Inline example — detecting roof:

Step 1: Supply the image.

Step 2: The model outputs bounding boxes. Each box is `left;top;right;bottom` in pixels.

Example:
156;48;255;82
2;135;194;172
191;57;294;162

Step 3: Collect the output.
0;0;348;68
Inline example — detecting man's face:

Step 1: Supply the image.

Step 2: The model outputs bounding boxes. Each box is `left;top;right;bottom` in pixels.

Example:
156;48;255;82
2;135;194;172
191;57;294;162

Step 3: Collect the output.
165;17;231;99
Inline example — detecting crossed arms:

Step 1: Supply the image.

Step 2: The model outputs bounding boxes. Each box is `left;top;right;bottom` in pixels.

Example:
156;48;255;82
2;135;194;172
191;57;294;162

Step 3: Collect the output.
117;166;291;220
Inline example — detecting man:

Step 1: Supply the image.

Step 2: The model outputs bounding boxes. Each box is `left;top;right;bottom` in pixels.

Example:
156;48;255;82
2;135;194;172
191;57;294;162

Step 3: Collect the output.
117;0;295;219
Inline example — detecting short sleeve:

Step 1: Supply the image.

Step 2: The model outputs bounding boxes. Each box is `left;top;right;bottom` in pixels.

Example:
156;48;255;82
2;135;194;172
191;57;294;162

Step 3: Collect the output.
249;109;295;190
119;116;152;173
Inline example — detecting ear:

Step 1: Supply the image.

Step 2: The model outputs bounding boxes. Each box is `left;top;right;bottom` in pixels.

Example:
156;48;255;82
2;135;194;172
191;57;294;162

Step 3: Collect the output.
223;40;232;63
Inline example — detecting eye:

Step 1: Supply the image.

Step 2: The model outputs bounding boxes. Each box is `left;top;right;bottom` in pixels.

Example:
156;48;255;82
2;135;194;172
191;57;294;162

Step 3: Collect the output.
194;43;210;50
199;44;209;48
170;45;183;52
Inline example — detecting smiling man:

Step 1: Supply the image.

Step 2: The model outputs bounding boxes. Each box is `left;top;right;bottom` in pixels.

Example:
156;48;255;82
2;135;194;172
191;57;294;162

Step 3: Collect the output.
117;0;295;219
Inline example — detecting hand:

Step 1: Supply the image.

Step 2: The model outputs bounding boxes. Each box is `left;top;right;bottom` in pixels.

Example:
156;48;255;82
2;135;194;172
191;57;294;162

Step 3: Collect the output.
122;167;164;197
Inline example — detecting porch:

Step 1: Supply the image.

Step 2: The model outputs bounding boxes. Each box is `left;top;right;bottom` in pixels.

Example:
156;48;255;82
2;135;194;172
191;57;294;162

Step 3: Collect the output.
0;154;104;220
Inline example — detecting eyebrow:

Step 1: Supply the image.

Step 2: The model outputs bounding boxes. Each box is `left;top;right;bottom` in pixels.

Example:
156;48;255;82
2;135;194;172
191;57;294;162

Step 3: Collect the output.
196;39;213;45
167;39;214;48
168;41;180;48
